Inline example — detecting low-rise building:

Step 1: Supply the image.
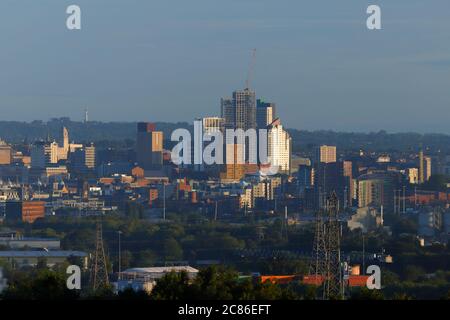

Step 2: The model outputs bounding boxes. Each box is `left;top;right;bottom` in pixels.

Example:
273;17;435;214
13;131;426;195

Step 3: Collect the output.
0;250;88;268
5;201;46;223
116;266;199;294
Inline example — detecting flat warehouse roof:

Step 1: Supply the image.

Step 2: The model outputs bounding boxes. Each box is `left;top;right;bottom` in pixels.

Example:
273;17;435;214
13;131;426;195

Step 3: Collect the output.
0;251;87;258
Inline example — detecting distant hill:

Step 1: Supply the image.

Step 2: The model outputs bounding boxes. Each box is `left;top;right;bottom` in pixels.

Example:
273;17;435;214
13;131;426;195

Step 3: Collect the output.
0;119;191;144
0;119;449;154
287;129;450;154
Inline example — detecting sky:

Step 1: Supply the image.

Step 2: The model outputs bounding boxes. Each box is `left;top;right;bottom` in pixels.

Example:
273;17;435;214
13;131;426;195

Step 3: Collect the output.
0;0;449;133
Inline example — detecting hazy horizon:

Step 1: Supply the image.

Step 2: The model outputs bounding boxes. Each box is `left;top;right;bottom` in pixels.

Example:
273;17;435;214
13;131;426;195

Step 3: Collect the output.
1;0;450;133
1;118;449;137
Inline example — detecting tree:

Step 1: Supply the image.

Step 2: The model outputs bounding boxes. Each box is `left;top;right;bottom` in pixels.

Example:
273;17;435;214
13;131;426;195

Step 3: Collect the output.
125;201;144;219
134;250;157;267
118;287;150;300
151;271;191;300
36;258;48;270
120;250;134;270
350;287;384;300
163;238;183;261
403;266;425;282
2;269;79;300
190;266;237;300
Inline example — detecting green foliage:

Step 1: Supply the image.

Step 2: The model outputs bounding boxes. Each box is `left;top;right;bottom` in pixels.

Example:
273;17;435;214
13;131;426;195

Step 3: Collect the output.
163;238;183;261
84;286;116;300
350;287;384;300
2;269;79;300
134;250;157;267
150;266;298;301
150;271;192;300
125;201;145;219
117;288;150;300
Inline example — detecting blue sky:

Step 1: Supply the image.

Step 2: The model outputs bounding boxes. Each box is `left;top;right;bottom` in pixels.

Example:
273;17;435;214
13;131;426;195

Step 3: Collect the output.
0;0;449;133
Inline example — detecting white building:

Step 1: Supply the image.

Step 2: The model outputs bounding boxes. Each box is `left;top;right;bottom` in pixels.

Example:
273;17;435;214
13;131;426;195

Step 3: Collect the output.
406;168;419;184
116;266;199;294
267;118;291;174
202;117;224;135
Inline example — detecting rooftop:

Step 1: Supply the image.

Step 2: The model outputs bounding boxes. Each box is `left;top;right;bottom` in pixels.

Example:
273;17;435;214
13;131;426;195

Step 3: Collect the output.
123;266;199;274
0;250;87;258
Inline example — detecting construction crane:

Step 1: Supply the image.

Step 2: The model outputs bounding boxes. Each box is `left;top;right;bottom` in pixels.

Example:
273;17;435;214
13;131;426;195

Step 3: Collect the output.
245;48;257;90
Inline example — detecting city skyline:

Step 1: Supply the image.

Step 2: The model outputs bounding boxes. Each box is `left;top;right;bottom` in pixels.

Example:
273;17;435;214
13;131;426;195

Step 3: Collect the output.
1;1;450;307
1;1;450;133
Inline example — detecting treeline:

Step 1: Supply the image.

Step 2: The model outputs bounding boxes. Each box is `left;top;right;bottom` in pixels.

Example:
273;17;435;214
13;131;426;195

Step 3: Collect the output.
0;119;190;145
0;263;309;300
2;264;449;300
288;129;450;154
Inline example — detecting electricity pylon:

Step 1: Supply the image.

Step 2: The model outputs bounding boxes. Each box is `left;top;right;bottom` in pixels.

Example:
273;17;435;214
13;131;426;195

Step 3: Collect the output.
90;217;109;291
309;192;343;300
309;207;326;278
323;193;342;299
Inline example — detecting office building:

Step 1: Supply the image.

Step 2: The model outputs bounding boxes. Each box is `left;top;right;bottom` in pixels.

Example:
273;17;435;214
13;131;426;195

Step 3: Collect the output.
406;168;419;184
256;99;276;129
136;122;163;171
5;201;46;223
314;161;347;209
298;164;314;189
220;98;234;129
193;117;225;172
221;89;256;130
357;173;395;212
312;146;345;209
419;151;432;183
418;209;442;237
202;117;224;135
84;144;96;169
47;142;59;164
71;144;96;173
424;156;432;182
221;144;246;181
316;145;337;164
419;151;424;183
342;160;354;207
0;140;12;165
31;141;58;168
267;118;291;174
